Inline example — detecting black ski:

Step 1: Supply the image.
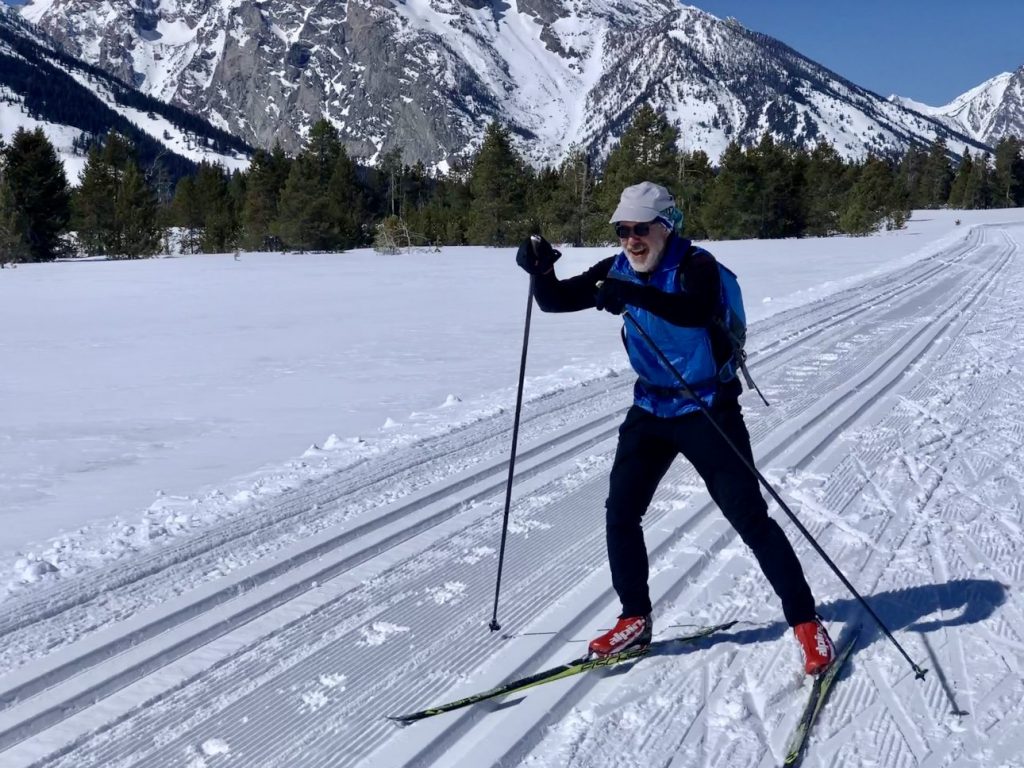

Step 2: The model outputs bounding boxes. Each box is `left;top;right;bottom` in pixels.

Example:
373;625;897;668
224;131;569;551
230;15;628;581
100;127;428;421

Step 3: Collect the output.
783;629;859;766
386;620;737;724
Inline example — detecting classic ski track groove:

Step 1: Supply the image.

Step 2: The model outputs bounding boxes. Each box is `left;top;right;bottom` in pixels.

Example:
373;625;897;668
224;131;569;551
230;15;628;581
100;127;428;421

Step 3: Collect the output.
1;226;1020;768
0;233;985;702
0;230;981;679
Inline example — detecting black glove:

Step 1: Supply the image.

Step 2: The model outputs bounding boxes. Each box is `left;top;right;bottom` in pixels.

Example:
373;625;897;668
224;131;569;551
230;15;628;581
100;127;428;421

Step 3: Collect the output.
594;279;638;315
516;235;561;275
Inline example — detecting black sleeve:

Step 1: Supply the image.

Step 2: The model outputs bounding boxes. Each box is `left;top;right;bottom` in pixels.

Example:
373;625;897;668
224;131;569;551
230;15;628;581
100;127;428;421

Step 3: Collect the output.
532;256;616;312
618;249;721;327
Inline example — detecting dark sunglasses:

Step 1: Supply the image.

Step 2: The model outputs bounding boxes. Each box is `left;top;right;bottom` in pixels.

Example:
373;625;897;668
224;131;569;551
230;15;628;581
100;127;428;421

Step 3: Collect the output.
614;222;655;239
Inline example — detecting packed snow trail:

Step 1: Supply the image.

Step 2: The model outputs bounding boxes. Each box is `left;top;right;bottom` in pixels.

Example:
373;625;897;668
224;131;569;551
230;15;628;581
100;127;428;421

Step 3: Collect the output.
0;225;1021;767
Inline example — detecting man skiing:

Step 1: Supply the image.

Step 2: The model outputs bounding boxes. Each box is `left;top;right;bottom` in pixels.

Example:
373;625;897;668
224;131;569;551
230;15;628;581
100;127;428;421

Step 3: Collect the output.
515;181;835;675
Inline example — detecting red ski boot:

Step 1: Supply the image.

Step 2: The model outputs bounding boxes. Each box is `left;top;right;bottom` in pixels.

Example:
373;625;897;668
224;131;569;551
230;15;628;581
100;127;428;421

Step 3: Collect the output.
794;619;835;675
588;615;652;657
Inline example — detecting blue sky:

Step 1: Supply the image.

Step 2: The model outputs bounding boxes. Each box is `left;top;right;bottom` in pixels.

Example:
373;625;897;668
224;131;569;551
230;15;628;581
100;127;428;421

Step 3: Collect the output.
693;1;1023;105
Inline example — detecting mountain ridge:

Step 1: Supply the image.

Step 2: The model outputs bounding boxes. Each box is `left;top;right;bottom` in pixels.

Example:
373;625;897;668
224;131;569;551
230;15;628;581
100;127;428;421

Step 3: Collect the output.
0;4;251;182
9;0;1001;170
891;66;1024;148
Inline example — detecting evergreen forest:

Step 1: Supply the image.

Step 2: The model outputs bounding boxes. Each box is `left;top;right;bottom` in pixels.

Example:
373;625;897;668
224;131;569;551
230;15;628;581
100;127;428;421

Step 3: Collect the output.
2;105;1024;263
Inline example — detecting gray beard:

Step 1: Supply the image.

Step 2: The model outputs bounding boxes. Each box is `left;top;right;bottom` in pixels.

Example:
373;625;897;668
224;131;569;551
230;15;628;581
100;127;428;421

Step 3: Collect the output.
625;249;663;273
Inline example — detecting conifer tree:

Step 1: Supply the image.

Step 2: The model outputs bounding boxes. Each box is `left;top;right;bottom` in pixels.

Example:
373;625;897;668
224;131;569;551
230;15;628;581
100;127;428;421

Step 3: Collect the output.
376;147;404;219
947;148;973;209
747;134;805;238
306;119;342;187
702;141;760;239
0;127;71;262
172;176;203;254
803;142;849;235
675;149;713;239
327;145;367;248
544;145;600;245
920;138;954;208
193;163;237;252
241;146;289;250
992;137;1024;207
74;133;157;257
897;145;929;208
0;138;27;262
465;122;531;245
275;123;344;251
840;156;906;234
277;154;334;251
74;144;119;256
114;162;161;259
599;105;680;220
963;151;992;209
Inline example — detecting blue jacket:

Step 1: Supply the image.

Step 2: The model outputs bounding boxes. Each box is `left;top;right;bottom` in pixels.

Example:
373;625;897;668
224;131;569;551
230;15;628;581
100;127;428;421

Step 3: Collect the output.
608;237;719;417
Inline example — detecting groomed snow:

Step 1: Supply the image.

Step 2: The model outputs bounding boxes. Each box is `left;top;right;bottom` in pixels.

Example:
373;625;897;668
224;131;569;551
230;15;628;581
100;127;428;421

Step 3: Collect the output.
0;209;1008;586
1;207;1024;768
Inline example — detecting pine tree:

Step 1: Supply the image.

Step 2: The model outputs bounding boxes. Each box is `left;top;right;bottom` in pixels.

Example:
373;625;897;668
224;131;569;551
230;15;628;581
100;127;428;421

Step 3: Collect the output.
897;144;929;208
465;122;531;245
193;163;237;253
675;149;713;239
376;147;404;219
172;176;204;254
992;137;1024;208
544;146;600;245
276;154;334;251
73;133;159;257
702;141;760;239
598;105;680;223
0;139;28;262
920;138;954;208
0;127;71;262
947;148;973;209
748;134;805;238
327;145;368;248
840;156;905;235
274;123;346;251
803;142;849;235
114;162;161;259
601;105;680;193
74;144;119;256
241;146;289;250
306;119;342;187
963;151;992;209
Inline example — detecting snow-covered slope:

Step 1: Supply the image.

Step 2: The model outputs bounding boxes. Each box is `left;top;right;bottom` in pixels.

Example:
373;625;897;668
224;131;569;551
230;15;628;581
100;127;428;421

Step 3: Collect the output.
892;66;1024;147
0;5;250;182
15;0;986;166
0;216;1023;766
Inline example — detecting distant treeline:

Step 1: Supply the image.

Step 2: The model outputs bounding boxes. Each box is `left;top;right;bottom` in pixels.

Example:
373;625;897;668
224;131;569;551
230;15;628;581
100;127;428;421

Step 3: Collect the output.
2;105;1024;262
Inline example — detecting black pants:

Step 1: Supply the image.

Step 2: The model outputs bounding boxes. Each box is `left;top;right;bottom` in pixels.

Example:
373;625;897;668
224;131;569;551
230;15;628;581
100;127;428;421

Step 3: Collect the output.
605;401;816;626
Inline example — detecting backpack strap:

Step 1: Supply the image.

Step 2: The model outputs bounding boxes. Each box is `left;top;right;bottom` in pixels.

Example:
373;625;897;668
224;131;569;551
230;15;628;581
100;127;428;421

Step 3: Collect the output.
685;246;771;407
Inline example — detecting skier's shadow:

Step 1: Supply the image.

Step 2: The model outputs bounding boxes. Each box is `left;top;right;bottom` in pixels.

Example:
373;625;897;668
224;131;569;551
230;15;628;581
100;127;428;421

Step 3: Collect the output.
652;577;1007;660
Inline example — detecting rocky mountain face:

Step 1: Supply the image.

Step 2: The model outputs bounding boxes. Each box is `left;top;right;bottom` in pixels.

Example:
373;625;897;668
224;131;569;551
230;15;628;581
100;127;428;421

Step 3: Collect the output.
15;0;990;168
0;4;250;182
893;66;1024;148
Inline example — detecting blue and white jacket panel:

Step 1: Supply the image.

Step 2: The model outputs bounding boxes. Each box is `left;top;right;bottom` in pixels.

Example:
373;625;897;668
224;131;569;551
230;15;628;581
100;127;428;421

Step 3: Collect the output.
608;237;718;418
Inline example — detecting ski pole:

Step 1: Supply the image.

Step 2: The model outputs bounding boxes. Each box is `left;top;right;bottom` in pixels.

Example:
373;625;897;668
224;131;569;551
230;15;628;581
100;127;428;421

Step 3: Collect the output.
622;310;927;680
489;273;535;632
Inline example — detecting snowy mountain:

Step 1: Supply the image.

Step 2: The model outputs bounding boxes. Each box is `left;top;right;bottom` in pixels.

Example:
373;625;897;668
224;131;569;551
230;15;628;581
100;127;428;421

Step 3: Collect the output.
891;66;1024;148
13;0;987;168
0;5;250;182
